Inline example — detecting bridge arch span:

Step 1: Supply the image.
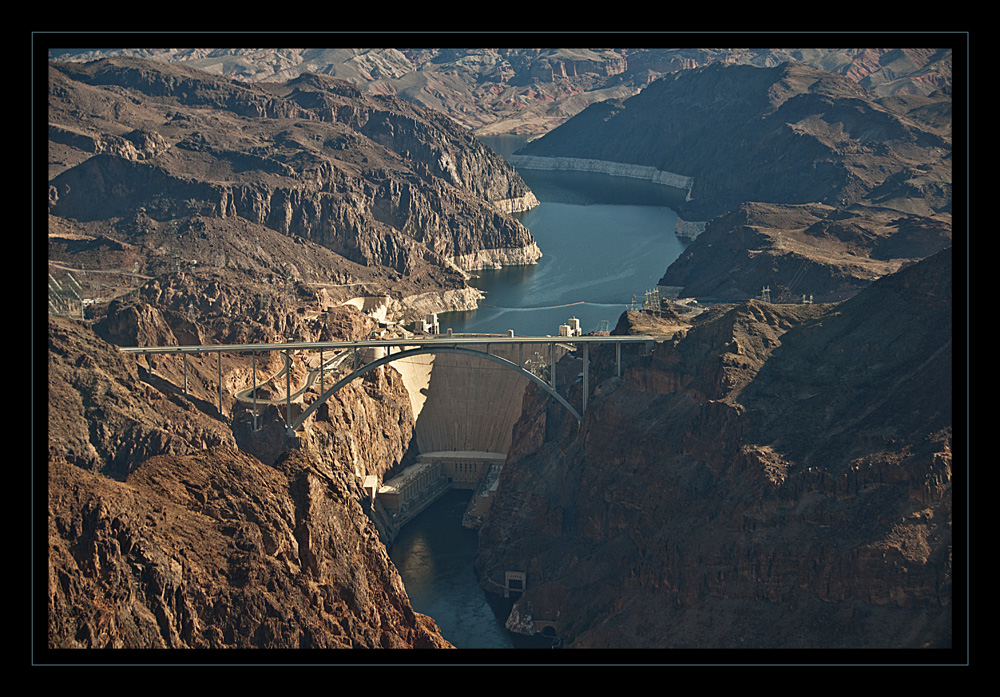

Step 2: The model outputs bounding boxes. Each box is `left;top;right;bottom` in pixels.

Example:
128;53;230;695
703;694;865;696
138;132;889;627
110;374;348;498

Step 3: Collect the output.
290;345;581;432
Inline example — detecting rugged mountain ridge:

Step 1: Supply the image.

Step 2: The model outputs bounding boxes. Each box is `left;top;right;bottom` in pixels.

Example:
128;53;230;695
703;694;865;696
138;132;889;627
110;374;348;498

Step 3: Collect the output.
658;200;953;302
517;61;952;222
515;60;953;303
48;48;954;136
475;248;952;649
48;58;541;297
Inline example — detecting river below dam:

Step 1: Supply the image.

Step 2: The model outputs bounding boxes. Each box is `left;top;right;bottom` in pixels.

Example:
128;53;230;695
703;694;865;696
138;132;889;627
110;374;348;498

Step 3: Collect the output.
389;137;688;650
389;489;553;650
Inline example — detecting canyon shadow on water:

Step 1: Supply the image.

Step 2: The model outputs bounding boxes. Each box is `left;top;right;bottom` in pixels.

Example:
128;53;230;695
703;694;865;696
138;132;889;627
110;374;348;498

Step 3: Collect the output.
388;489;554;649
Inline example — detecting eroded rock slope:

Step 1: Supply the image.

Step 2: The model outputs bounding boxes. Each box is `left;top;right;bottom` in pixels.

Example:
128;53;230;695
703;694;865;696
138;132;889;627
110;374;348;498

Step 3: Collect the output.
48;58;540;291
47;315;449;650
475;248;952;649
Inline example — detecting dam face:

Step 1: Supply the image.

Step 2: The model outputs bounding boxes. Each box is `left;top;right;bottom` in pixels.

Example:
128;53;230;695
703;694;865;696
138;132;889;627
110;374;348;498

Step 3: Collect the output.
376;341;559;531
392;345;533;455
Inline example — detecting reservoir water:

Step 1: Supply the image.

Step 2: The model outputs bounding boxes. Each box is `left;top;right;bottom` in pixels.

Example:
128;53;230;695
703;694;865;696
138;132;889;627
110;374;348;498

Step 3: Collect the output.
390;138;688;649
439;151;689;337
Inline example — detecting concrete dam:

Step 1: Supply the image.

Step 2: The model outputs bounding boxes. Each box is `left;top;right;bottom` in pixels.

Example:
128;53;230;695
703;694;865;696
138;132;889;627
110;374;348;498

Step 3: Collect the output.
372;339;572;533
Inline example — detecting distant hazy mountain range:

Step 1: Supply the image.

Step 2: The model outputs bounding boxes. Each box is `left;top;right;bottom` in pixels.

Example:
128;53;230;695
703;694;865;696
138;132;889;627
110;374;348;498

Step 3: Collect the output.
46;47;954;136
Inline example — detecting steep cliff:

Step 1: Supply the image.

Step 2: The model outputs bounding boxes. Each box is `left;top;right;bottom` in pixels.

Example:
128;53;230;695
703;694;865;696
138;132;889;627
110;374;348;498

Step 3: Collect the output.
516;61;952;223
47;58;540;298
475;248;953;650
48;316;237;480
47;447;452;649
46;312;448;650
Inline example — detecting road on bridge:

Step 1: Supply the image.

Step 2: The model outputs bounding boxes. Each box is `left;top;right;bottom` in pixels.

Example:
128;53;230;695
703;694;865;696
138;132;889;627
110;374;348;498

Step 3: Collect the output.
119;333;674;428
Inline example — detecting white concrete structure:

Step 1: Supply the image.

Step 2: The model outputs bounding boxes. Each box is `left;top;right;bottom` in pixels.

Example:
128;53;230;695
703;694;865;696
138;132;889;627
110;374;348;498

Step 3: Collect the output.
413;312;440;334
559;317;582;337
391;343;539;455
340;296;390;323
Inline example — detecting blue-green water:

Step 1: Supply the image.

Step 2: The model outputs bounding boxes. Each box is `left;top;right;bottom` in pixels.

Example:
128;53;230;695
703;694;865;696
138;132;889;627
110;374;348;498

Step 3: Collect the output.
439;165;688;337
389;489;553;649
389;490;513;648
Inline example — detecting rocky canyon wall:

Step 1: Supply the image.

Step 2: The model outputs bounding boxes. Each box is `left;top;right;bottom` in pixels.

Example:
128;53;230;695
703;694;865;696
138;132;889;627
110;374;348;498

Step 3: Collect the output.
475;248;953;650
47;58;541;295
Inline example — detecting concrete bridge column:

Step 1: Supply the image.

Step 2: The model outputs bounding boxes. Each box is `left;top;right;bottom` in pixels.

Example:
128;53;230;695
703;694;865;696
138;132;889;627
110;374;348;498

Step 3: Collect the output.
285;349;291;427
551;342;556;389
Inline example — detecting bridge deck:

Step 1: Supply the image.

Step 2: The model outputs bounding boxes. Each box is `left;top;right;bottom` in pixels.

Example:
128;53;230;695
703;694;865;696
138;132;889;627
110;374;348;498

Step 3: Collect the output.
117;334;667;354
117;334;670;428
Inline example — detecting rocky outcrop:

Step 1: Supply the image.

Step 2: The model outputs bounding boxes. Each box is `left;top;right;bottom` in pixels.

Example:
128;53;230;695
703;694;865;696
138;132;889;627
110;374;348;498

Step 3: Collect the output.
47;58;540;286
515;62;952;224
490;191;541;215
48;316;237;480
390;286;485;323
475;248;952;649
48;48;954;137
658;201;953;302
47;448;452;649
449;241;542;271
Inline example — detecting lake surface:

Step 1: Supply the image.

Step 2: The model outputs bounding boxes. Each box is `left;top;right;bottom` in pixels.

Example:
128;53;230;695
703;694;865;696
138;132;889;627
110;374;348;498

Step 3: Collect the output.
439;149;689;337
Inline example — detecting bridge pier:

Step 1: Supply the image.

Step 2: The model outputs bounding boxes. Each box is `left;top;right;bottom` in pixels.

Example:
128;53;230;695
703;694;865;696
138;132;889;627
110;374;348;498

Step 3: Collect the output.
551;342;556;389
285;348;292;427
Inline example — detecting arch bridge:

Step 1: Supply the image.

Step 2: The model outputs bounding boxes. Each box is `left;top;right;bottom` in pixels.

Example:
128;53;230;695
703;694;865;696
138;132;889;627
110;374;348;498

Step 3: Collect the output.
119;334;665;433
